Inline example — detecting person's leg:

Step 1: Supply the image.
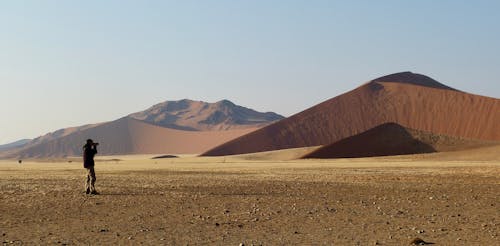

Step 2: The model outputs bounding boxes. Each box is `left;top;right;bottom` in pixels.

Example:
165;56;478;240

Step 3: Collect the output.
89;166;97;194
85;168;91;194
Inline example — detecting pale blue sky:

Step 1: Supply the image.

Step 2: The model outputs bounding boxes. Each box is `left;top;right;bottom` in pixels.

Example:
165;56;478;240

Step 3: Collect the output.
1;1;499;144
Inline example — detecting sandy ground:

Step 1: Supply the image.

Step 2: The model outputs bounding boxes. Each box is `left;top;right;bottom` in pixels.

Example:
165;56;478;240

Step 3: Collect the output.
0;154;499;245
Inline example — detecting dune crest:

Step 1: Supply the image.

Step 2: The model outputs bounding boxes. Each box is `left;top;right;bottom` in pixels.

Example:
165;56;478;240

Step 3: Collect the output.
369;71;457;90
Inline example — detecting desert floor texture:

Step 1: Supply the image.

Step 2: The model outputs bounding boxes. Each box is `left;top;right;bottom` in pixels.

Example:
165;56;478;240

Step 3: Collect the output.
0;152;499;245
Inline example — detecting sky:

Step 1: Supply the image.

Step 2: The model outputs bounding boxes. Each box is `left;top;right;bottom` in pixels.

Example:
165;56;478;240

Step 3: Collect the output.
1;0;499;144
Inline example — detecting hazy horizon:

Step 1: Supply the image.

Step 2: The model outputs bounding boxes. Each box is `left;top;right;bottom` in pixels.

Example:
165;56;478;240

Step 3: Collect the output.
1;1;500;144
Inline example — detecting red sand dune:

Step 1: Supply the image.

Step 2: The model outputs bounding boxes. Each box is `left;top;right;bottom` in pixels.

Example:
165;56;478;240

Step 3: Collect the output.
4;117;258;158
303;122;494;159
203;72;500;156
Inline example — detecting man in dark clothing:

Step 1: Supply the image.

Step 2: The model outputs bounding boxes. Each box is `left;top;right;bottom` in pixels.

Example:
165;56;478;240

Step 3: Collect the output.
83;139;99;195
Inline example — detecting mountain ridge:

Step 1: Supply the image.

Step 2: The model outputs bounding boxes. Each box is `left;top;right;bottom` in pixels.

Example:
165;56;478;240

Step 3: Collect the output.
128;99;284;131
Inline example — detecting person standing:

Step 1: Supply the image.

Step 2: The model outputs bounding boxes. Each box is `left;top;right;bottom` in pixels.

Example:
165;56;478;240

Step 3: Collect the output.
83;139;99;195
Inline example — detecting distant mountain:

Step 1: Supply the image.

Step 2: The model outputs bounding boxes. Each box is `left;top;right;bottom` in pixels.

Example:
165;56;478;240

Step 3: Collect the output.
0;99;283;158
303;123;495;159
0;139;31;151
203;72;500;156
128;99;284;131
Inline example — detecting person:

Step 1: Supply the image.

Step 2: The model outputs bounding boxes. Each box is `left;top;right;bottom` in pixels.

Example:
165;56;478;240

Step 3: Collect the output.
83;139;99;195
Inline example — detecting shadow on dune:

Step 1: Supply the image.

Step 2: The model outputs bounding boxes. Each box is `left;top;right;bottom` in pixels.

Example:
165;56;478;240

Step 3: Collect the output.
304;123;437;158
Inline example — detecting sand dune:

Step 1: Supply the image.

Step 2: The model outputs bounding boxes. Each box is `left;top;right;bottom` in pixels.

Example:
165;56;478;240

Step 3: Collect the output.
303;123;496;159
28;123;103;146
1;99;282;158
0;139;30;151
203;72;500;156
3;117;258;158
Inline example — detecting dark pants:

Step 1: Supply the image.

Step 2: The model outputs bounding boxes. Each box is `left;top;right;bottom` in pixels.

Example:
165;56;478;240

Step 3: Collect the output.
85;166;96;192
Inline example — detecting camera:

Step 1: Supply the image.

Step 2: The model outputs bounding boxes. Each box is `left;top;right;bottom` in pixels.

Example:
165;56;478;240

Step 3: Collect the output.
93;143;99;146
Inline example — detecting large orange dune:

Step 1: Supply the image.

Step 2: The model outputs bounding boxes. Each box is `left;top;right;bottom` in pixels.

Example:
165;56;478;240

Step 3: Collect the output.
2;117;258;158
203;72;500;156
302;122;496;159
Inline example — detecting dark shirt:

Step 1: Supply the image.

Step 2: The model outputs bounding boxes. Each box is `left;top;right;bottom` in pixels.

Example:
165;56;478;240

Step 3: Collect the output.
83;144;97;168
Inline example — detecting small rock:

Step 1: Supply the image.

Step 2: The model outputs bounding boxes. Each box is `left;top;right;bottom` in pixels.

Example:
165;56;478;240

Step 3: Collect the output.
239;243;244;246
127;236;133;240
410;237;432;245
215;223;220;227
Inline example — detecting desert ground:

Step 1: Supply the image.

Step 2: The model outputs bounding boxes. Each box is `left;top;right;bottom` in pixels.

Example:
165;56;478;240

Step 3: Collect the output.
1;148;499;245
